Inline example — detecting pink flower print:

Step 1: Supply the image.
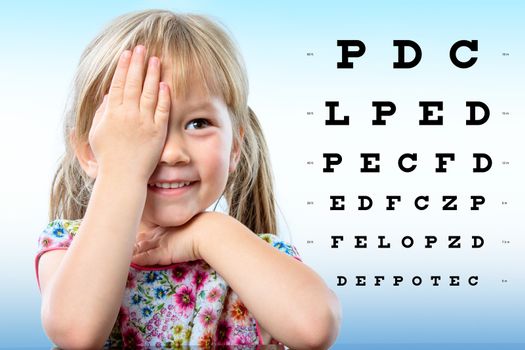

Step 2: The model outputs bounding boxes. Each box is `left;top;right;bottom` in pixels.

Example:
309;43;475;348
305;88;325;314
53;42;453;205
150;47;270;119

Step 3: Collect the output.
196;259;209;269
156;342;162;348
215;319;233;345
174;285;195;313
126;271;136;289
235;333;254;345
118;306;129;327
198;330;214;348
122;327;144;347
206;286;222;303
198;307;217;328
192;270;209;291
171;265;189;282
230;300;249;325
40;236;53;248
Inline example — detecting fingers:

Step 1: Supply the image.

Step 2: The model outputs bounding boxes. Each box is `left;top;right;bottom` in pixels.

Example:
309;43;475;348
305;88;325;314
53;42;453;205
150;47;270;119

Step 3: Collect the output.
108;44;170;125
123;45;146;105
155;82;171;125
132;247;161;266
108;50;131;106
132;239;156;265
134;238;159;254
140;56;160;113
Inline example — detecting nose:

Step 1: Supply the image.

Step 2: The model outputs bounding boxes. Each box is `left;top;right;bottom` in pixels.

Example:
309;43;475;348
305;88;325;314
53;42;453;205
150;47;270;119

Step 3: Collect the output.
158;132;191;166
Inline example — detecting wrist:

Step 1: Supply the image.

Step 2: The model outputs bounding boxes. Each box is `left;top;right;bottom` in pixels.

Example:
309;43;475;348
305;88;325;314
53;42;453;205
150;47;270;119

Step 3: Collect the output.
194;211;231;261
93;172;149;204
96;170;149;187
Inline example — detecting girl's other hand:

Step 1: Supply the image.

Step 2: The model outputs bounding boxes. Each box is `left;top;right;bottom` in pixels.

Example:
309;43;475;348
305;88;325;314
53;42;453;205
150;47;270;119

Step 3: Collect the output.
131;212;217;266
89;45;171;183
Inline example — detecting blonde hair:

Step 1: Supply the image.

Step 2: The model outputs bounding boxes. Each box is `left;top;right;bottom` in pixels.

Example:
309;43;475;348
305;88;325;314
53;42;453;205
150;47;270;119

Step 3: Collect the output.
49;9;277;234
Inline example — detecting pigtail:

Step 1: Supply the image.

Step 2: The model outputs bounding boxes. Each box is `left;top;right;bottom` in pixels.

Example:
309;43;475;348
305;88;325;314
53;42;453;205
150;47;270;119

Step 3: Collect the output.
49;138;94;221
225;107;277;235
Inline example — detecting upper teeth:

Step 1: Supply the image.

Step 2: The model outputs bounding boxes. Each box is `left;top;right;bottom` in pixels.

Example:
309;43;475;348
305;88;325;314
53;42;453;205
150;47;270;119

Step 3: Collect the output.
150;182;191;189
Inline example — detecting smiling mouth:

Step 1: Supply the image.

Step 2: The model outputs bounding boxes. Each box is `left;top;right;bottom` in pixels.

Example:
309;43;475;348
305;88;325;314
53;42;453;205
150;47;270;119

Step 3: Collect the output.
147;181;195;189
147;181;198;196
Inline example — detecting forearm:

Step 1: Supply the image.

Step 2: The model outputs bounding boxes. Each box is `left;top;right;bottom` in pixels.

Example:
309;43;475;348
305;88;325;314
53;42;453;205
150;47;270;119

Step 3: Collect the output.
197;213;341;349
42;173;146;347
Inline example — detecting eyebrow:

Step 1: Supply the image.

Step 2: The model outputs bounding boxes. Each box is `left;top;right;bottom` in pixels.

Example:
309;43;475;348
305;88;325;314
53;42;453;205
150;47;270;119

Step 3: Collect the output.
185;101;215;112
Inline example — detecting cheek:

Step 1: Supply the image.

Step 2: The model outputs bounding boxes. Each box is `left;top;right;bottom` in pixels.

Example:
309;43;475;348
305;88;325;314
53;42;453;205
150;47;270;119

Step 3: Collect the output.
196;137;231;180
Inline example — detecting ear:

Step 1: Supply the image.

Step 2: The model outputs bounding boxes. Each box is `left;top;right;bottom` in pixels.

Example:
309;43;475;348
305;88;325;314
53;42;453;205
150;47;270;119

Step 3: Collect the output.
70;129;98;180
229;127;244;173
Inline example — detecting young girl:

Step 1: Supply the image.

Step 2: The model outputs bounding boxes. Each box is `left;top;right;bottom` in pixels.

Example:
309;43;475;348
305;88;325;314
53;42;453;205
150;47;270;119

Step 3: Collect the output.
35;9;341;349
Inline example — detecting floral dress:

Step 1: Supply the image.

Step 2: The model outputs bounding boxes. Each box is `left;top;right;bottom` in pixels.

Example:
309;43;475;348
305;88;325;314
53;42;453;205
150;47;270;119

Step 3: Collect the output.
35;219;302;348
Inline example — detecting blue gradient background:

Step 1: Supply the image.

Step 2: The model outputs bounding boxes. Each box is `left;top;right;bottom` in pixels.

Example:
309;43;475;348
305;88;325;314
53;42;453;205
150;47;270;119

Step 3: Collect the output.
1;0;523;348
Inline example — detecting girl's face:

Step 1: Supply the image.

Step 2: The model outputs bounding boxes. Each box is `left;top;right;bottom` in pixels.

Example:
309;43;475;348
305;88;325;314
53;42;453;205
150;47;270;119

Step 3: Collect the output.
139;61;241;232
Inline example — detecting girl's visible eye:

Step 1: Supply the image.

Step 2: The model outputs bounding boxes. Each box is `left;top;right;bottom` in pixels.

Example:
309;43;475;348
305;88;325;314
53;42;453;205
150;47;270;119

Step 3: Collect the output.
186;118;210;130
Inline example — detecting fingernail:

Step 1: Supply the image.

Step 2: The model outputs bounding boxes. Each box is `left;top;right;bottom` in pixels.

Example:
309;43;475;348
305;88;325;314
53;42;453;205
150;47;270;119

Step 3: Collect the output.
135;45;144;54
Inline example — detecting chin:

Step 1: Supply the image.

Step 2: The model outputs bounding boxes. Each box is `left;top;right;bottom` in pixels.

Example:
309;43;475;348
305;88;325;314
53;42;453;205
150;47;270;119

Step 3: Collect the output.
150;209;196;227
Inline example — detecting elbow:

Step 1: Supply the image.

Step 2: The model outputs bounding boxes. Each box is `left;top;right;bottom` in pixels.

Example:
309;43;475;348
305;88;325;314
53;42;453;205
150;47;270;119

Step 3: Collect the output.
44;325;107;350
42;309;107;349
301;290;342;349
